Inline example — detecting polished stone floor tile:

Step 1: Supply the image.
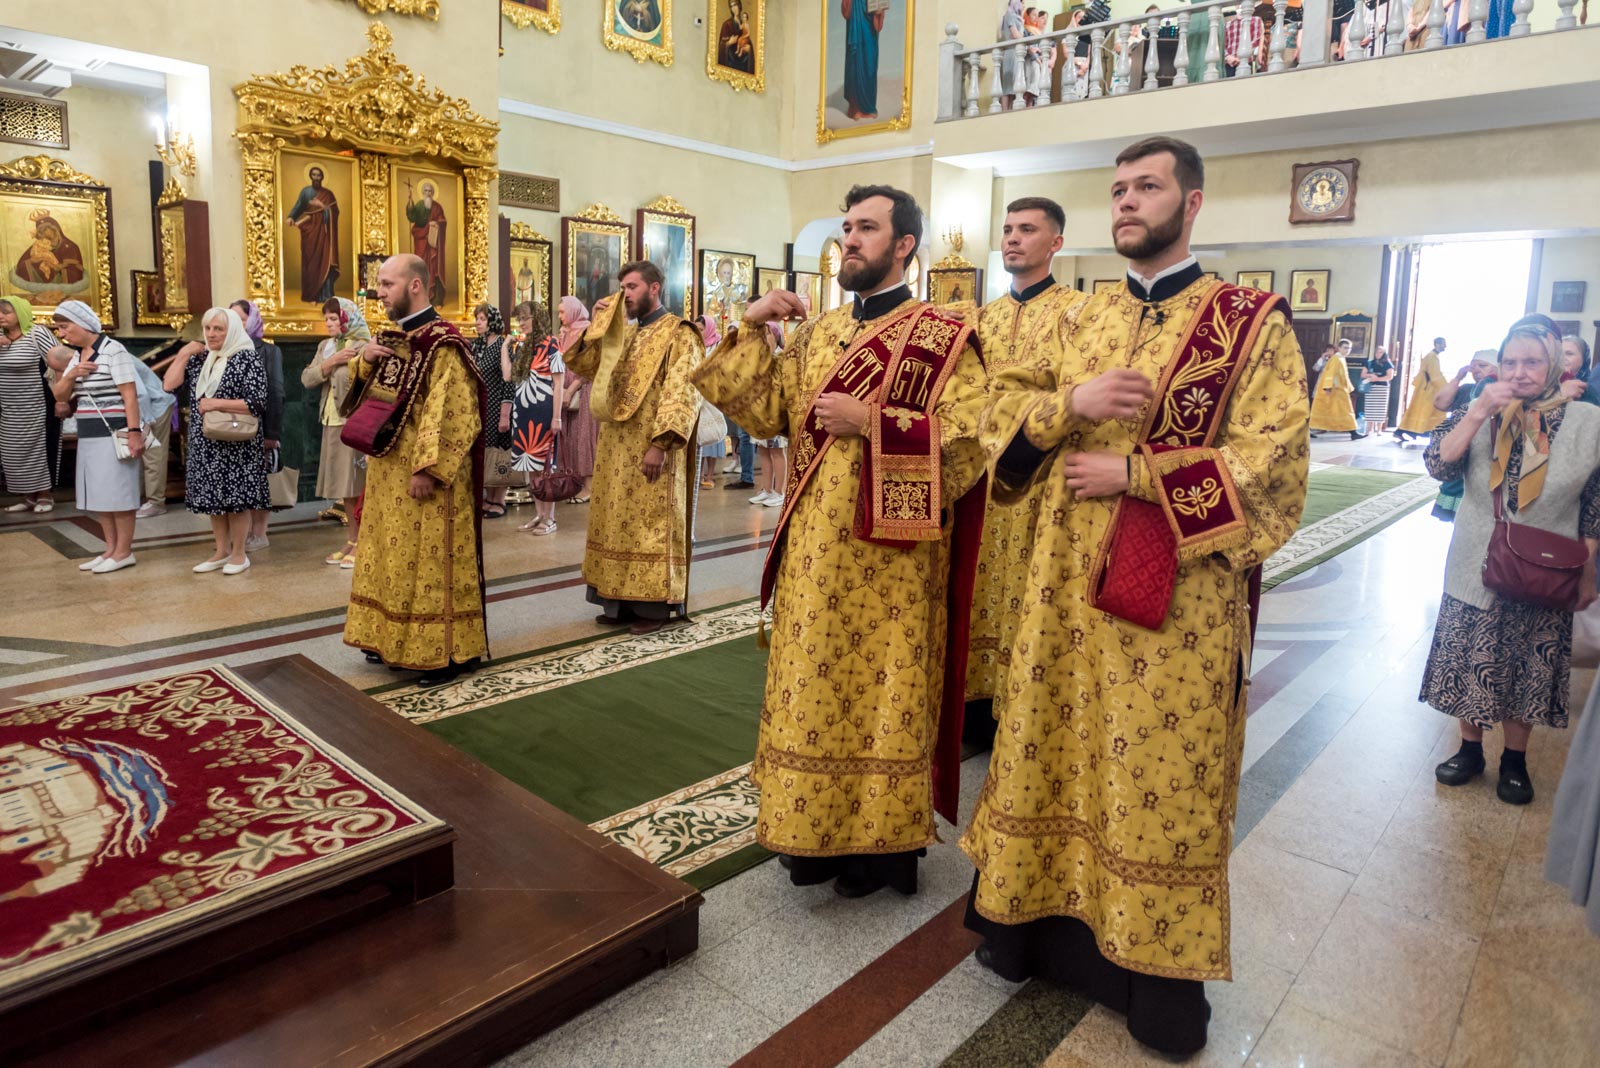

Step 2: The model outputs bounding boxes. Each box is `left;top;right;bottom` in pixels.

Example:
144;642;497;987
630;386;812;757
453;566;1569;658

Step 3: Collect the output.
1443;953;1600;1068
838;956;1016;1068
1228;839;1355;974
1479;858;1600;991
1351;828;1509;936
1045;952;1294;1068
1285;893;1480;1064
1248;1002;1432;1068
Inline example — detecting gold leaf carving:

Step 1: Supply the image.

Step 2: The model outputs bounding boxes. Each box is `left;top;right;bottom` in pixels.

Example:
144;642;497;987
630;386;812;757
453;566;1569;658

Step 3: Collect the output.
0;154;102;185
643;195;690;215
508;221;548;240
704;0;765;93
604;0;674;67
932;252;977;270
575;202;624;224
350;0;441;21
0;154;115;328
502;0;560;32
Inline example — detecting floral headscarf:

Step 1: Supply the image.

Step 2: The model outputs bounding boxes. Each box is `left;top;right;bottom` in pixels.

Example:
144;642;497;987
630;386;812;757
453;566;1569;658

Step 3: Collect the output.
1490;314;1568;511
557;295;590;353
334;297;371;346
699;314;721;350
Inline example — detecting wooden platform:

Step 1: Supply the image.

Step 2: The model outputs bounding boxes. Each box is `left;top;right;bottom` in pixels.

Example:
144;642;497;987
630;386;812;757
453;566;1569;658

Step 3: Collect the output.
21;655;702;1067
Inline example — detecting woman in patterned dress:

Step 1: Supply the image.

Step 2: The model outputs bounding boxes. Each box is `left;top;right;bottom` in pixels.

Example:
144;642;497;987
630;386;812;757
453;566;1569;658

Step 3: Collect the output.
303;298;369;566
472;303;512;519
162;307;270;575
1422;315;1600;806
507;301;565;535
0;296;59;511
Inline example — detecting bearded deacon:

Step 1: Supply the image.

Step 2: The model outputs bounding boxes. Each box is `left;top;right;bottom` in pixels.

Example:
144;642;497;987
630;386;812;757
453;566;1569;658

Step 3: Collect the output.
566;260;703;635
344;254;488;686
693;186;989;898
965;197;1089;732
961;138;1309;1055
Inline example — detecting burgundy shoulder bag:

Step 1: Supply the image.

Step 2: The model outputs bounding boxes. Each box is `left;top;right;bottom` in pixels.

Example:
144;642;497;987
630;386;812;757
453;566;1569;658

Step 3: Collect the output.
1481;483;1590;611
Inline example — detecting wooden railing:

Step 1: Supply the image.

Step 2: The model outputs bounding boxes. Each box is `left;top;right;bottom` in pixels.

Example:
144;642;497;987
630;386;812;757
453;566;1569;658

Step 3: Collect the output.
937;0;1591;120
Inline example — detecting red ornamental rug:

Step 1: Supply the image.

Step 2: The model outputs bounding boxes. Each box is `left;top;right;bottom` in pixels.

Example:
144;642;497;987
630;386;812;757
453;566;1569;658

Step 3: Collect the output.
0;666;445;1001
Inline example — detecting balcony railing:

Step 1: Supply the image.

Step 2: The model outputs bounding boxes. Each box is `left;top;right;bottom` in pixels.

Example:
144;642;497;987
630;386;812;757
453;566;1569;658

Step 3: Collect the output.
937;0;1592;121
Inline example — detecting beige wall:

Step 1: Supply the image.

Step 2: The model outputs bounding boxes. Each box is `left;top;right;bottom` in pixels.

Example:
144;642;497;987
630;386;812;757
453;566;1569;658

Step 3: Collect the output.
499;2;790;159
1060;244;1386;316
497;112;794;285
1001;119;1600;251
20;84;162;333
1535;236;1600;334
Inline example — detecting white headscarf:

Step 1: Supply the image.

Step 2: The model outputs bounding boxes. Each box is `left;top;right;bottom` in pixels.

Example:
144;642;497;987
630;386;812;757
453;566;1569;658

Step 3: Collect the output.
196;306;255;398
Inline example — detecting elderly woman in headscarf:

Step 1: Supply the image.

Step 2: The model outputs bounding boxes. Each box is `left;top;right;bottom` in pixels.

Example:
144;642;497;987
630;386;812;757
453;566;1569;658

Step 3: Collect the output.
1422;314;1600;808
230;299;285;549
163;306;269;575
0;295;60;512
471;301;513;518
556;295;596;503
302;297;370;566
49;300;144;572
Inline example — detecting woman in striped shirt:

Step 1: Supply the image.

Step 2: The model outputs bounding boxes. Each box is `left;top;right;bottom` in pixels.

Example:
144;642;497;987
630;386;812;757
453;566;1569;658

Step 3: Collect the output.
0;295;59;511
48;300;143;574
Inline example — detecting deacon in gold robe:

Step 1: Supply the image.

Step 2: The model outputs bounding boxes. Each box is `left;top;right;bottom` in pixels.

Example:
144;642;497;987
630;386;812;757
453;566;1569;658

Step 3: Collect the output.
693;186;989;898
566;260;702;635
1310;341;1361;438
1395;336;1449;442
965;196;1089;731
962;138;1309;1056
344;254;488;686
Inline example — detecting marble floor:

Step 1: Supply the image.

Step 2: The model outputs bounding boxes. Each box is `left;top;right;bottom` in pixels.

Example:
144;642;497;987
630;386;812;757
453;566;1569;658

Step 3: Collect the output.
6;435;1600;1066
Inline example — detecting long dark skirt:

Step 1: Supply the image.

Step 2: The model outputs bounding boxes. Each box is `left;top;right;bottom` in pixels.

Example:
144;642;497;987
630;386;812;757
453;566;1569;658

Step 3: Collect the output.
964;876;1210;1056
1420;592;1572;729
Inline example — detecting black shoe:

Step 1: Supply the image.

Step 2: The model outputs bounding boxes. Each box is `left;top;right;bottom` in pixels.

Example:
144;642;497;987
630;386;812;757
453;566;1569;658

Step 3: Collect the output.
834;870;889;898
1350;431;1368;440
1435;749;1486;787
364;651;385;665
724;481;756;490
417;657;481;687
1497;765;1534;805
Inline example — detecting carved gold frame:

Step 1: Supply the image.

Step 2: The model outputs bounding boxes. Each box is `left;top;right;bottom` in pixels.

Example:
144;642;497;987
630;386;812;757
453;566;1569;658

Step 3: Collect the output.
502;0;560;32
561;203;632;311
506;221;554;316
636;195;695;320
0;154;116;329
705;0;765;93
348;0;440;20
816;0;915;145
234;23;498;334
604;0;674;67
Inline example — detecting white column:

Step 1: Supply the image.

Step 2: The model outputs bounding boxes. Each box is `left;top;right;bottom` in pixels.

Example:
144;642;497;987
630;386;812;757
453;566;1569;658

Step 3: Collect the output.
1556;0;1581;28
1064;33;1082;98
939;25;962;120
963;56;980;117
1425;0;1447;47
1510;0;1534;34
1013;40;1027;102
1175;11;1193;84
989;47;1004;112
1466;0;1489;42
1204;7;1223;82
1386;0;1408;53
1269;0;1290;71
1089;27;1106;98
1299;0;1331;64
1345;0;1369;60
1144;17;1162;87
1113;24;1132;94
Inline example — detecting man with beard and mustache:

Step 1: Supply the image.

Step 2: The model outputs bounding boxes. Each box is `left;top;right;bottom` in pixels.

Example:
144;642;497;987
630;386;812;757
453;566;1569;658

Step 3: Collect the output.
344;254;488;685
962;197;1088;745
566;260;703;634
961;137;1309;1055
692;185;988;898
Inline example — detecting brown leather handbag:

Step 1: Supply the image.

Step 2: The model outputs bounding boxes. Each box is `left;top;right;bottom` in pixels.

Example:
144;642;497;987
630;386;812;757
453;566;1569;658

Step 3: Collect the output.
1481;485;1590;611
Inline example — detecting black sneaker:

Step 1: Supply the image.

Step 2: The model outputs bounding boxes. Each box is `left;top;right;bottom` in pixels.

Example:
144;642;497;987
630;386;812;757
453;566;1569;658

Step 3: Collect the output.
1435;749;1486;786
1497;765;1534;805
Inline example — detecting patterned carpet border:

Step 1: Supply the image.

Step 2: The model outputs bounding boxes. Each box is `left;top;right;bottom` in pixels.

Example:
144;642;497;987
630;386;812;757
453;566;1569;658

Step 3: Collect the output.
589;764;760;877
376;601;766;724
1261;473;1436;588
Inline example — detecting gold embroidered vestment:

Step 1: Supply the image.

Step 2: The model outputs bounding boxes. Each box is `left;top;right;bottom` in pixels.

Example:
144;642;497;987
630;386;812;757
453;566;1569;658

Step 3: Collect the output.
966;283;1089;702
566;300;703;607
692;302;988;856
961;278;1309;982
